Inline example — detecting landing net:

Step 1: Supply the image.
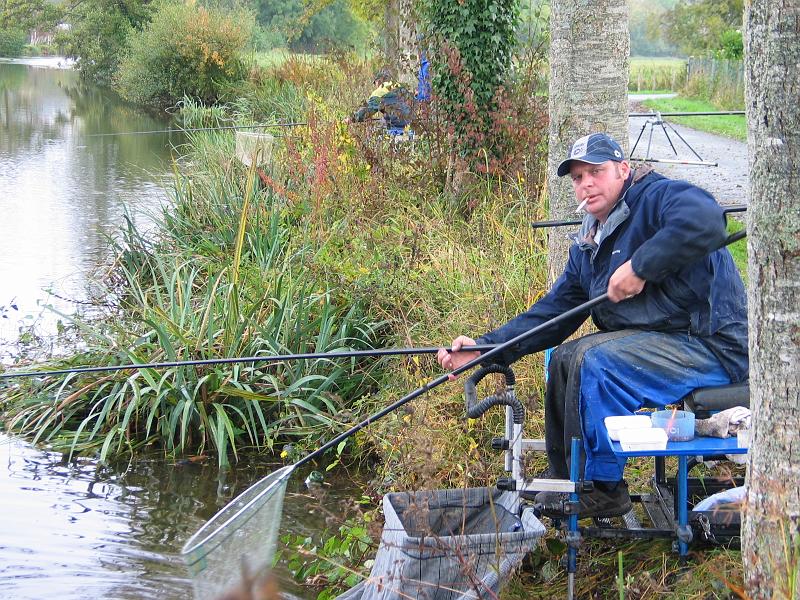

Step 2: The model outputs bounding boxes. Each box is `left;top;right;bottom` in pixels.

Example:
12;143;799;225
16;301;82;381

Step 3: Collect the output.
181;464;293;600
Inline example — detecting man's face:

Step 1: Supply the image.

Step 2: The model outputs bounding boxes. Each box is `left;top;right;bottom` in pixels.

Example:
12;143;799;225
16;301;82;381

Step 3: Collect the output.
569;160;631;223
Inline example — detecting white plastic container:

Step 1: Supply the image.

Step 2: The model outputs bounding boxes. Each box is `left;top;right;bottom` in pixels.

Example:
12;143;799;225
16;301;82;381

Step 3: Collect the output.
604;415;653;441
737;428;750;448
618;427;668;452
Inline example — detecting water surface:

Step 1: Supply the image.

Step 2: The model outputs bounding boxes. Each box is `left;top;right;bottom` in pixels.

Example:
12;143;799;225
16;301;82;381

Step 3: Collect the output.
0;61;179;358
0;62;330;600
0;432;341;599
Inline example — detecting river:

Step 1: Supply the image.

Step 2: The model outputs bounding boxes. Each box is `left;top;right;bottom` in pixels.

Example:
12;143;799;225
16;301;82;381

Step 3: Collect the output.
0;60;325;599
0;58;179;357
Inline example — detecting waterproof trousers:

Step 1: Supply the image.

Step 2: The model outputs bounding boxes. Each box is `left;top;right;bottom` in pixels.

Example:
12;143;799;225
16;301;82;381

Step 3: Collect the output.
544;330;731;482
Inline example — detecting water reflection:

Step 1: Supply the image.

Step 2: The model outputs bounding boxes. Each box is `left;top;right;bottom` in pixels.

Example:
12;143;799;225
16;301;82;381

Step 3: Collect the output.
0;62;354;600
0;62;180;356
0;433;341;599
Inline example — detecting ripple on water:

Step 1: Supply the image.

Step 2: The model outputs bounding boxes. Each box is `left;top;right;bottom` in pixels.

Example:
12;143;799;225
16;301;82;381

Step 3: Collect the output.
0;433;358;599
0;434;196;599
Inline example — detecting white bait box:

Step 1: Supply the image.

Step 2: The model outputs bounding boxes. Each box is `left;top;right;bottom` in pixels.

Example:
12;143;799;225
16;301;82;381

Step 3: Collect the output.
604;415;653;441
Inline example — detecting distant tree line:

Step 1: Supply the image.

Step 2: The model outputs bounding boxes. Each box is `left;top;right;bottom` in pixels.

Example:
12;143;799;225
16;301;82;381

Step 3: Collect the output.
252;0;369;53
0;0;378;107
0;0;59;56
0;0;372;68
629;0;742;58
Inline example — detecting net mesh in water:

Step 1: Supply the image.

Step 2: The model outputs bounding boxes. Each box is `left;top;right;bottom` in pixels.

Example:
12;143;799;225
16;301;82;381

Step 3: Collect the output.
336;487;545;600
181;464;293;600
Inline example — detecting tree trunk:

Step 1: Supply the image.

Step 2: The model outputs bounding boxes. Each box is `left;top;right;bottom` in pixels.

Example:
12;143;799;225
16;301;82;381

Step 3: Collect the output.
384;0;400;65
546;0;630;281
384;0;418;86
741;1;800;598
398;0;417;85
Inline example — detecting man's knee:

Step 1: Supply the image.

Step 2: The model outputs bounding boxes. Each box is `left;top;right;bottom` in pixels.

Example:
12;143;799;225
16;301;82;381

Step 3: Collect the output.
549;337;584;368
549;333;607;371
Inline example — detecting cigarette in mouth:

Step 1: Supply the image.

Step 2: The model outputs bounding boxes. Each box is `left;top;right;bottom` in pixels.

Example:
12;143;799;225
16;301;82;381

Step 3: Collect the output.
575;198;588;213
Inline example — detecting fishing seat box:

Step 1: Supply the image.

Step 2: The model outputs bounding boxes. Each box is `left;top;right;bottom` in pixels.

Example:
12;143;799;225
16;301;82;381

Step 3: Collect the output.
681;381;749;419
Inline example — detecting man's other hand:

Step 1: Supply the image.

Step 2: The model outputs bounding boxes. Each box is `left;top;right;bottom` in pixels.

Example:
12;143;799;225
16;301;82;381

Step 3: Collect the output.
608;260;646;302
436;336;480;379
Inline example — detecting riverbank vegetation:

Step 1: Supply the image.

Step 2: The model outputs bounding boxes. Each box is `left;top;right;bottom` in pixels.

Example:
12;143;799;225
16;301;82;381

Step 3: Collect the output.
0;53;549;471
0;49;751;598
0;0;755;597
115;3;252;106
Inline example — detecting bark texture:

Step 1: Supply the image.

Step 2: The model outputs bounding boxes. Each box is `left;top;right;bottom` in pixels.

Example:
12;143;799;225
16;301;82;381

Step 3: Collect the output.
742;1;800;598
384;0;418;86
546;0;629;281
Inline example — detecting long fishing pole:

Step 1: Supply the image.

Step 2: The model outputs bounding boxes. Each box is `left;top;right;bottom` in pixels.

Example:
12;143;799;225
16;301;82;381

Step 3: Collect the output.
1;227;749;380
629;111;745;118
295;294;608;469
88;111;744;139
530;204;748;229
294;227;747;469
86;117;406;138
86;122;310;137
0;345;498;380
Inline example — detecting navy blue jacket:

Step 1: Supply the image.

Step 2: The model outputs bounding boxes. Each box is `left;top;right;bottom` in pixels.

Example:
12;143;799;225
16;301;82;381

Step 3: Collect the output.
478;168;749;382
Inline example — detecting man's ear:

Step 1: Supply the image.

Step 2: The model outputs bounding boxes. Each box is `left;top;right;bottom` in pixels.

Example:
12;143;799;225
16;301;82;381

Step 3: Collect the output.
619;160;631;179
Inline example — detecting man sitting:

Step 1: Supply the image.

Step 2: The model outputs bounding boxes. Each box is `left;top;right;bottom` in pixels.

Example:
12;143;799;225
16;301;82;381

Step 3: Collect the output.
350;68;413;134
437;132;749;518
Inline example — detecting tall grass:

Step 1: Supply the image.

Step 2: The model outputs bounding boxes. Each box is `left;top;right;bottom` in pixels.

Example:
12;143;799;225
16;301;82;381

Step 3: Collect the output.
684;58;744;109
629;57;687;93
630;56;744;105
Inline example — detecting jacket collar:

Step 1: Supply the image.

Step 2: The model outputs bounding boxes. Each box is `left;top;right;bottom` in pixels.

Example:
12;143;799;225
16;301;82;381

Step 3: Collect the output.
571;164;654;250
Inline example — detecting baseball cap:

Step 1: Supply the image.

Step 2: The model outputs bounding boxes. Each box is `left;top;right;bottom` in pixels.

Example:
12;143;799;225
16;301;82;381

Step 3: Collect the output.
557;133;626;177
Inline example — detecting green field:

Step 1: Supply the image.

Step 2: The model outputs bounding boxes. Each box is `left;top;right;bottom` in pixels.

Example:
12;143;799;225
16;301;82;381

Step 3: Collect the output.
640;96;746;141
629;56;686;93
250;48;321;68
630;57;686;68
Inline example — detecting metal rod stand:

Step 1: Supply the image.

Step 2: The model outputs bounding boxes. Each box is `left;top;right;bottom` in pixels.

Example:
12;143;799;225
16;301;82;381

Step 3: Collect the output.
630;112;718;167
566;437;582;600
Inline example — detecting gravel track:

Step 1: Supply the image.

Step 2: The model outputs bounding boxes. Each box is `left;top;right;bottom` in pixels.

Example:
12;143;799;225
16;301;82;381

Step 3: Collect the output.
627;98;748;208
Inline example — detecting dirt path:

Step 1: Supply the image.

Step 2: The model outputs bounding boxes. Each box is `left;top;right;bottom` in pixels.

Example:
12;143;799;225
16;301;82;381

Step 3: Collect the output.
627;99;748;208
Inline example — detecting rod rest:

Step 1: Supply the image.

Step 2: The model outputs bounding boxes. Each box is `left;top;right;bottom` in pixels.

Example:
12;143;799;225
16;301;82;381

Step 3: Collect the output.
464;364;525;425
682;381;749;420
